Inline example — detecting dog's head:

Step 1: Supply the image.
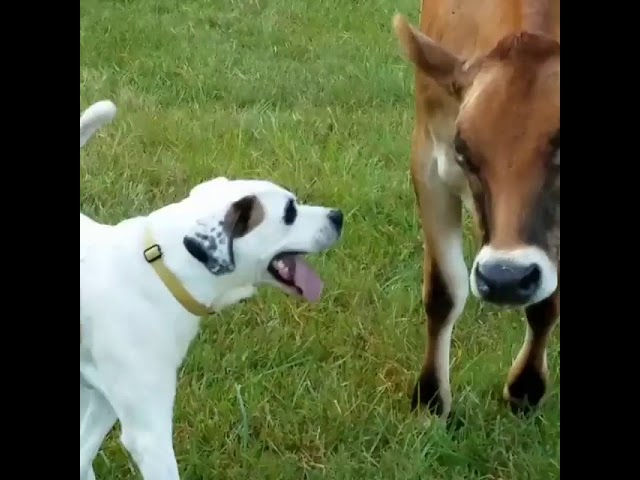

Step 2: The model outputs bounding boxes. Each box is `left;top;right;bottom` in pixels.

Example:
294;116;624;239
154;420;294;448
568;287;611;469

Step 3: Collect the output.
182;177;344;302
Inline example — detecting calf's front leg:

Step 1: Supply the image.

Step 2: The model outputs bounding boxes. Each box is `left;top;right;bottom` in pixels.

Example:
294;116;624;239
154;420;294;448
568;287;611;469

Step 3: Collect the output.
504;291;560;410
410;134;469;420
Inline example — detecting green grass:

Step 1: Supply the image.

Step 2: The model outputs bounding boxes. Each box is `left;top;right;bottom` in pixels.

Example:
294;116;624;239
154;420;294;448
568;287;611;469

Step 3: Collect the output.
80;0;560;478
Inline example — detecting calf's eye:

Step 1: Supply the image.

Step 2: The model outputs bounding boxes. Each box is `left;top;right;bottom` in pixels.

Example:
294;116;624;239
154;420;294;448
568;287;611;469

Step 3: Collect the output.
453;133;477;173
550;129;560;168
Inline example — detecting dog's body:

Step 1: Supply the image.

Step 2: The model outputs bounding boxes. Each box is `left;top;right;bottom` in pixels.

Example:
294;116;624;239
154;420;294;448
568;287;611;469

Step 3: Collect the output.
80;101;344;480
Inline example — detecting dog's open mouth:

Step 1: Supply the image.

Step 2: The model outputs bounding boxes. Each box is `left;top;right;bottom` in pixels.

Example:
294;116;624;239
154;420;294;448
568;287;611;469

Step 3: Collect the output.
267;252;323;302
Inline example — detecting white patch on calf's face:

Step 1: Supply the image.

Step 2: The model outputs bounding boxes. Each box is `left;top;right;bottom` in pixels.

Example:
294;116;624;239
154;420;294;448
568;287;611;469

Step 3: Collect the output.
433;140;467;192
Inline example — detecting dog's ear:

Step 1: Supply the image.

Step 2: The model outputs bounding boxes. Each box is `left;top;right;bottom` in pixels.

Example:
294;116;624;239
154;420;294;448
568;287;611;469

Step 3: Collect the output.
183;195;265;276
223;195;264;238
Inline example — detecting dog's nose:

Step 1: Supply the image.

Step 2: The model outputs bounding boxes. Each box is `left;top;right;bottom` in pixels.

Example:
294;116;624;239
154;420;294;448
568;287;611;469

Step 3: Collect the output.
474;260;541;305
327;209;343;233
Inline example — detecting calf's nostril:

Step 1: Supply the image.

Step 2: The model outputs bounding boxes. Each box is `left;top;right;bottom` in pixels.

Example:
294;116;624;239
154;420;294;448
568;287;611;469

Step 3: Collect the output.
475;267;491;295
518;264;541;293
475;260;542;305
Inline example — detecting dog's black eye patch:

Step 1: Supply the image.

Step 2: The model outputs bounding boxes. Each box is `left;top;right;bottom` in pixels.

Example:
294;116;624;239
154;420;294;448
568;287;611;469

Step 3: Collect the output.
183;236;209;264
283;198;297;225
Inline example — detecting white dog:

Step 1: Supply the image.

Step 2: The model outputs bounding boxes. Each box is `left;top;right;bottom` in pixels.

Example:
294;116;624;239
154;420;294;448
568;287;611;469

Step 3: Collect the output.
80;101;344;480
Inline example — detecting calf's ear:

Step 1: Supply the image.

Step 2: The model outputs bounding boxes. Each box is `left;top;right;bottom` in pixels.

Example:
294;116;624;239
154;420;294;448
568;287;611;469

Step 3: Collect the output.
392;14;480;100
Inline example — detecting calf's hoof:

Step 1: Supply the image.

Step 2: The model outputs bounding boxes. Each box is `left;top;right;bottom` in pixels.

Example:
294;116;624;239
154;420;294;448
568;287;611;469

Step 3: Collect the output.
504;363;547;414
411;370;450;419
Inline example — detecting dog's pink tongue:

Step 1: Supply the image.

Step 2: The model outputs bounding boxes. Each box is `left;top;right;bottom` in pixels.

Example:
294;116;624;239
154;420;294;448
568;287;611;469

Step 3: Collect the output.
293;256;323;302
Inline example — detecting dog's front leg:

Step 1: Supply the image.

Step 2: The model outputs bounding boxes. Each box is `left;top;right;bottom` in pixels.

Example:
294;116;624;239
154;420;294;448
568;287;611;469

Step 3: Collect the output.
108;372;181;480
80;381;117;480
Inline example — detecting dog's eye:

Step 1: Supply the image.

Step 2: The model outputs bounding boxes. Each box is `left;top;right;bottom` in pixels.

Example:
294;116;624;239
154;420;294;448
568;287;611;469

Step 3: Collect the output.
283;198;297;225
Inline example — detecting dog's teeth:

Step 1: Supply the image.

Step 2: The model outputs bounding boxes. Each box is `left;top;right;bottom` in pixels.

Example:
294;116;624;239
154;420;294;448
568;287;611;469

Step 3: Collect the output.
272;259;292;280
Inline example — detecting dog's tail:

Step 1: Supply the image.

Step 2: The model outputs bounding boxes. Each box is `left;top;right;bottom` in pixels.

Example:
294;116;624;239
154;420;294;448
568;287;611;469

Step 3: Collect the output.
80;100;117;149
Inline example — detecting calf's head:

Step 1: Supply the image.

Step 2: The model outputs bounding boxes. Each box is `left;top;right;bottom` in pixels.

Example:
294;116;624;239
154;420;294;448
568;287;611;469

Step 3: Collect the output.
394;16;560;307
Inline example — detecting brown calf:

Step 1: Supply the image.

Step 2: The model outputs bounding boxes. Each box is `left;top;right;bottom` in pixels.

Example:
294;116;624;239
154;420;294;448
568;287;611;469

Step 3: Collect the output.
393;0;560;419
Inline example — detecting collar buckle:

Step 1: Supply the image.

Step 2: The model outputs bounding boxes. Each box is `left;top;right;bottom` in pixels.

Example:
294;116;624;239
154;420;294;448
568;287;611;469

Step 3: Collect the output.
143;244;162;263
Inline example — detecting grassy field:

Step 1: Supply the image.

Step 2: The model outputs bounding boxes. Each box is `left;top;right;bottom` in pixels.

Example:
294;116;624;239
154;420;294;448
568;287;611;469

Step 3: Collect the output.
80;0;560;478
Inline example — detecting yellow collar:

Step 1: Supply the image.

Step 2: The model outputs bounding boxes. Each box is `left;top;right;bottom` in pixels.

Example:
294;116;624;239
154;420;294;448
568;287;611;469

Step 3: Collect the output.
143;228;214;317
